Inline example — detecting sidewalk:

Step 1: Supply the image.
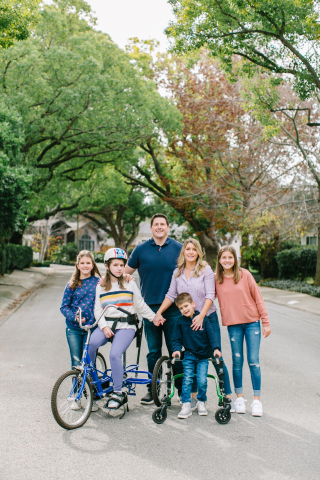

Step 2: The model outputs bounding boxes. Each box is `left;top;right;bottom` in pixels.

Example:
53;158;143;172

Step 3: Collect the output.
0;267;55;320
259;286;320;317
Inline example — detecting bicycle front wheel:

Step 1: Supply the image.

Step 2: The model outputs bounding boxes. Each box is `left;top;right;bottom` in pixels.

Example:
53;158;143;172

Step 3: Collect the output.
51;370;93;430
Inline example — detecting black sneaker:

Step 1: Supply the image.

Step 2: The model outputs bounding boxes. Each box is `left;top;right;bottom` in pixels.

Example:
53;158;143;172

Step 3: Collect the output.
140;392;154;405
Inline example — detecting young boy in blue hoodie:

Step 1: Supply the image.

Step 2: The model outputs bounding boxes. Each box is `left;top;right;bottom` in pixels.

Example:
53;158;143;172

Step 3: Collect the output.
172;292;221;419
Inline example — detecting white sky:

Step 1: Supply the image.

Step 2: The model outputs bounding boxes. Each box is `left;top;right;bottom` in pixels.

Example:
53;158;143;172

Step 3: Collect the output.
86;0;175;51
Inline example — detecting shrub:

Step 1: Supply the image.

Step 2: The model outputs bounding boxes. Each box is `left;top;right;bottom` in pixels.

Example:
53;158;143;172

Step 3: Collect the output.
260;279;320;298
5;244;33;271
53;242;78;264
93;252;104;263
275;247;317;280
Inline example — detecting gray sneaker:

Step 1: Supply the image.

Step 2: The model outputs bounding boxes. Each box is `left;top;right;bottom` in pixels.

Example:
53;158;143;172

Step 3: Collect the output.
178;402;192;419
91;401;99;412
197;401;208;416
190;398;197;411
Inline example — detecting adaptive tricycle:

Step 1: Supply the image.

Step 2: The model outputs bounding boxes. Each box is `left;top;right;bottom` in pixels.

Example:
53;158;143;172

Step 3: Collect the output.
151;354;232;425
51;305;151;429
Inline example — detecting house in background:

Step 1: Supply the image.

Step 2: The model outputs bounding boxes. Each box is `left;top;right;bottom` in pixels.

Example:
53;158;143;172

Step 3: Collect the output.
301;229;318;246
23;215;107;252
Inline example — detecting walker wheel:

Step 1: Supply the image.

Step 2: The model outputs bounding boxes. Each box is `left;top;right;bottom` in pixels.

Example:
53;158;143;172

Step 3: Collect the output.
215;408;231;425
152;407;167;424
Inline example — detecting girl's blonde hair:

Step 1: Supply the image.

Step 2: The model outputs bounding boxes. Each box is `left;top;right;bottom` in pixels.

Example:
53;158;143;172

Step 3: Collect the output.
215;245;242;284
101;258;126;291
69;250;101;290
175;238;207;278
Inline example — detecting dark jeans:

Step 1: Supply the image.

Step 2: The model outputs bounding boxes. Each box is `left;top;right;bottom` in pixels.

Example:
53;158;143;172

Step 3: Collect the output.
143;304;183;393
66;326;87;369
181;352;208;403
192;311;232;396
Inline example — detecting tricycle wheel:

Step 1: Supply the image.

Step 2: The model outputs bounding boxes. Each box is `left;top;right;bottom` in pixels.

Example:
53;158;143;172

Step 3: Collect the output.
152;407;167;424
215;407;231;425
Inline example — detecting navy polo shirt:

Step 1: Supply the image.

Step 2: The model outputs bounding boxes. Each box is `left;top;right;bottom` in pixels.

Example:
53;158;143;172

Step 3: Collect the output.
127;237;182;305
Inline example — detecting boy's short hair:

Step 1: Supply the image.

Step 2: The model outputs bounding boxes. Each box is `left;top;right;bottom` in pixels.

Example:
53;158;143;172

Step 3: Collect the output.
175;292;193;307
150;213;169;226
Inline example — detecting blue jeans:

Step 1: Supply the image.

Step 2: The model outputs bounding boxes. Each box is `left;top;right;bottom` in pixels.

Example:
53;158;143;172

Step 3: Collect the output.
143;304;183;393
227;321;261;396
192;312;232;396
181;352;208;403
66;326;87;368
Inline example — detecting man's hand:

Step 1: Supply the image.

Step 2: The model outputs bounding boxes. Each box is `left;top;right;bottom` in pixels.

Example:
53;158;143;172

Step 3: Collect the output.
172;351;180;358
191;314;204;331
103;326;114;339
213;349;221;358
153;312;165;326
263;326;271;338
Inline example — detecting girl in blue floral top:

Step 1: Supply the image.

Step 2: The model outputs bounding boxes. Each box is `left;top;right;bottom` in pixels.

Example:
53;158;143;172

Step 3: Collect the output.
60;250;101;370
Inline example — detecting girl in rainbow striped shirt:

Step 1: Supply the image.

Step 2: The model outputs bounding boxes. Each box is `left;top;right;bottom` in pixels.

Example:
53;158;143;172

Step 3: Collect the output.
88;248;156;408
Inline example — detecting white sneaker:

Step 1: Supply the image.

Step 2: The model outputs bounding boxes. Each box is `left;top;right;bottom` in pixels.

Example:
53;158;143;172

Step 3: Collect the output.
190;398;197;411
230;400;235;413
70;400;81;410
234;397;247;414
197;401;208;416
251;400;263;416
91;401;99;412
178;402;192;419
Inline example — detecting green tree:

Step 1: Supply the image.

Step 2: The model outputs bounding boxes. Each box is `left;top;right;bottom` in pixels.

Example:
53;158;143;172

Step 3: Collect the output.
0;0;40;48
0;102;30;240
0;0;180;232
167;0;320;102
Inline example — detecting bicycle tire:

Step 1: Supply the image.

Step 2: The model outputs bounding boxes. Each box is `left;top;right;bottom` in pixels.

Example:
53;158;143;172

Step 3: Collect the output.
51;370;93;430
96;351;107;376
151;355;172;407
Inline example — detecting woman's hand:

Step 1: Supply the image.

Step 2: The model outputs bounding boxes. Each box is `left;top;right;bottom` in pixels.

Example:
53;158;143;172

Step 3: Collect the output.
102;326;114;339
153;312;165;326
263;326;271;338
191;314;204;331
124;273;135;282
172;351;180;358
213;349;221;358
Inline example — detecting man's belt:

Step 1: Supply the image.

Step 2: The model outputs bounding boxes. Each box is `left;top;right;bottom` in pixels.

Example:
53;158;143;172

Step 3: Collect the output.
104;314;139;333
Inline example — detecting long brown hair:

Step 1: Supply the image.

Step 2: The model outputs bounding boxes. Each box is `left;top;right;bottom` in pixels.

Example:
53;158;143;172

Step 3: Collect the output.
215;245;242;284
101;258;126;291
175;238;207;278
69;250;101;290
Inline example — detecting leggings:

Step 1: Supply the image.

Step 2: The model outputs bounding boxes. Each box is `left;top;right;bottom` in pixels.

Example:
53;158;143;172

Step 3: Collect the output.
88;328;135;392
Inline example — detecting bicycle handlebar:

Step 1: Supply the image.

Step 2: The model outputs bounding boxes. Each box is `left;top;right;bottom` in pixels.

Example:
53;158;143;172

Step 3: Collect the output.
76;304;131;331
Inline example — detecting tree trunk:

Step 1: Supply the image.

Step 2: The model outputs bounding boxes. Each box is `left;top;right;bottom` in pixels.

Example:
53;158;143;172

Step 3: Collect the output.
314;225;320;286
198;232;219;267
241;232;249;269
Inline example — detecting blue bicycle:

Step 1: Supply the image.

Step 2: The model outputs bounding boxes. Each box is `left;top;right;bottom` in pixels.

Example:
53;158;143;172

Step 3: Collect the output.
51;305;152;430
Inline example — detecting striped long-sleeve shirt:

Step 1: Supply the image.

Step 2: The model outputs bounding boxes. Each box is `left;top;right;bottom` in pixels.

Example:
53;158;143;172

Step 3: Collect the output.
165;265;216;315
95;280;155;331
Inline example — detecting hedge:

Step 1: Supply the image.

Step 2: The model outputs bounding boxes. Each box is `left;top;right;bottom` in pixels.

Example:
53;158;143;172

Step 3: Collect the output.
275;247;317;280
260;279;320;298
4;244;33;271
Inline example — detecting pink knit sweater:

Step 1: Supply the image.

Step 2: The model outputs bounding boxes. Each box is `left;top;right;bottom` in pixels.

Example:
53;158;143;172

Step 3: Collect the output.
215;269;269;327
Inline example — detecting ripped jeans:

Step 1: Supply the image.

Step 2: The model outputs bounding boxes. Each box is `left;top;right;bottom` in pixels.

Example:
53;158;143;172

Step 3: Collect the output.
227;321;261;396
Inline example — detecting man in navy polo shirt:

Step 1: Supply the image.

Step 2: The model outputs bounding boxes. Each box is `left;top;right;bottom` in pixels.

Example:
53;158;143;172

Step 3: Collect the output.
125;213;182;404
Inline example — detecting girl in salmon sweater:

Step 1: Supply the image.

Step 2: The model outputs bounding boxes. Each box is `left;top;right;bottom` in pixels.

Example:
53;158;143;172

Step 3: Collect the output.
215;246;271;417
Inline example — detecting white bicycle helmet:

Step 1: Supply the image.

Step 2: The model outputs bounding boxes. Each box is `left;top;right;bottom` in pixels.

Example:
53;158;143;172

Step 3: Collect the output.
104;248;127;263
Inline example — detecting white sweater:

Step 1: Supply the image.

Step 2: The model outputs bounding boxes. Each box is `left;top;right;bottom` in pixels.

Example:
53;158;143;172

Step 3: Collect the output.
95;280;155;331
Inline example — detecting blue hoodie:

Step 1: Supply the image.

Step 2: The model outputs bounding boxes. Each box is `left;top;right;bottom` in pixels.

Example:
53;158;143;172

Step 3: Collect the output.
172;311;220;360
60;276;99;330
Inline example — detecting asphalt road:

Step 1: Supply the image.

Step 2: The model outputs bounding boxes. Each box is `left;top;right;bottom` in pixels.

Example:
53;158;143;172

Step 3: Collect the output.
1;269;320;480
